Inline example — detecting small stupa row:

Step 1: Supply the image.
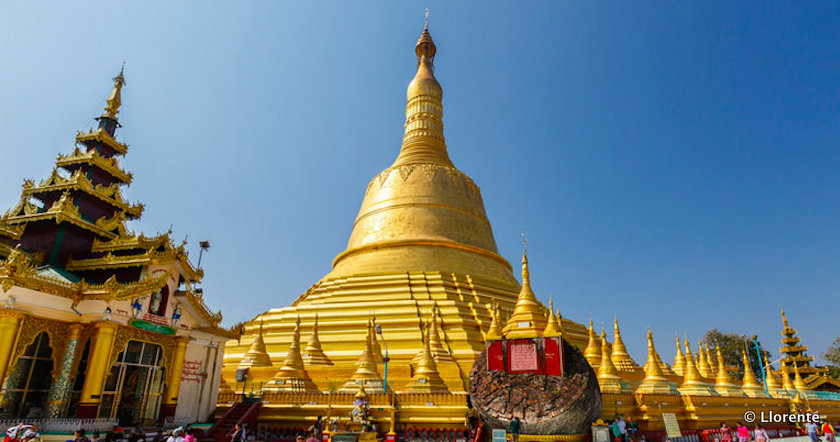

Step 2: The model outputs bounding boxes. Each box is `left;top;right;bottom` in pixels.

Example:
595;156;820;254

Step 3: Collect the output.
582;317;816;397
237;311;451;394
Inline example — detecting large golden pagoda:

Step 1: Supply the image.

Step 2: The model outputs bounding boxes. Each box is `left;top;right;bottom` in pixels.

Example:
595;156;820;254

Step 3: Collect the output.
220;22;591;427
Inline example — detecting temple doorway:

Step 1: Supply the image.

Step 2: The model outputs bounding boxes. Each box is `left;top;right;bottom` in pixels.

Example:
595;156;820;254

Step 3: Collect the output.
97;341;165;426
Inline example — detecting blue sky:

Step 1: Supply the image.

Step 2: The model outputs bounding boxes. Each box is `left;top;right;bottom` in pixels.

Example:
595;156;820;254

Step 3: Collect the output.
1;2;838;365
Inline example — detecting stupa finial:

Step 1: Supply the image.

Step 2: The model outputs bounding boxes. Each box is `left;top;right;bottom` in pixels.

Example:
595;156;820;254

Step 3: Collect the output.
102;63;126;120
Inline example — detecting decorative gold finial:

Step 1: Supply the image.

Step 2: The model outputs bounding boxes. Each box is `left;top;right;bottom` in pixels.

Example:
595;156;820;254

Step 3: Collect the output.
264;315;318;392
303;313;333;366
636;329;677;394
543;296;561;337
672;335;686;376
741;348;764;396
583;319;601;368
610;318;640;372
763;354;780;391
502;247;547;338
102;63;127;120
425;9;429;30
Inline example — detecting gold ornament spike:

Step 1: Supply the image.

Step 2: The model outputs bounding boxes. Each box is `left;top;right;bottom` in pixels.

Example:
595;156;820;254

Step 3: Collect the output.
543;297;561;337
704;342;718;375
484;302;503;340
792;363;808;391
502;250;547;338
102;63;126;120
598;328;630;394
763;354;780;392
672;335;686;376
780;361;794;392
583;319;601;369
741;348;764;397
340;320;383;393
403;322;448;392
610;318;640;372
713;346;745;396
303;313;333;366
636;329;678;394
265;316;319;392
679;339;715;395
696;340;714;378
238;320;273;369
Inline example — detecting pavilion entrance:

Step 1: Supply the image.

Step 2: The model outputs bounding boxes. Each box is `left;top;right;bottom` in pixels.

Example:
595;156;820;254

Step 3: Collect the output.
97;341;165;426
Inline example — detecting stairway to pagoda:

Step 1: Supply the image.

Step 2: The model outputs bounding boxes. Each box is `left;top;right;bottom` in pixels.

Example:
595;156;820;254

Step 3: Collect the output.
202;402;261;442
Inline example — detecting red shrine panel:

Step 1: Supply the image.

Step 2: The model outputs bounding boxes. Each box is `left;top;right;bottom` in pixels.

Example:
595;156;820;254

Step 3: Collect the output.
487;340;505;371
544;336;564;376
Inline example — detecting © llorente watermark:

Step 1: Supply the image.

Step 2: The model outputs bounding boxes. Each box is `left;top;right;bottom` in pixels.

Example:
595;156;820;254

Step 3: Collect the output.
743;410;822;424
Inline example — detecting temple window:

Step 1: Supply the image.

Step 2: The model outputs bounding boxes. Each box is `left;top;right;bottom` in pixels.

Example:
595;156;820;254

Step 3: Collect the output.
1;332;54;418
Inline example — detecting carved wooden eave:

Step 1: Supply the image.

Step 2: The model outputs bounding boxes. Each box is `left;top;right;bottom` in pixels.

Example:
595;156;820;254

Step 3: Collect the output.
65;249;173;271
4;196;121;240
174;287;222;327
56;146;133;184
0;219;24;240
76;128;128;155
21;169;143;219
0;250;170;302
91;232;170;253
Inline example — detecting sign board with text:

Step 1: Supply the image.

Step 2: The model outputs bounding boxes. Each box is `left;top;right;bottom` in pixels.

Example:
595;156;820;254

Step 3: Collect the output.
662;413;682;439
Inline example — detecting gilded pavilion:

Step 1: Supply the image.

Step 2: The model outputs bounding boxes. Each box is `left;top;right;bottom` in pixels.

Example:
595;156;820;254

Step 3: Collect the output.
0;69;238;425
219;24;840;431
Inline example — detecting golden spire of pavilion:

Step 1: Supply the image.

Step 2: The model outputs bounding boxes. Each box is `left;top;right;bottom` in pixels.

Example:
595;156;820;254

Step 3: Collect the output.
741;348;764;397
679;339;715;395
598;328;630;393
404;321;448;392
102;63;126;120
238;320;273;368
484;301;503;340
265;316;319;392
583;319;601;368
303;313;333;366
672;335;686;376
543;297;561;337
696;340;715;378
713;346;744;396
341;319;383;392
636;329;677;394
502;249;547;338
610;318;640;372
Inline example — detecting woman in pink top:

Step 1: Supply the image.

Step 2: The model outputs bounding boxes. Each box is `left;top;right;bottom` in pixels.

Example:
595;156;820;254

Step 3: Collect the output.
754;425;770;442
736;422;750;442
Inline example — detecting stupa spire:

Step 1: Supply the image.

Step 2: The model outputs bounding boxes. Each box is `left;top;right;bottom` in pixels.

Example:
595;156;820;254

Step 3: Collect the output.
369;313;384;363
679;339;715;395
672;335;686;376
392;19;451;168
636;329;677;394
265;316;318;392
341;319;383;392
598;328;630;393
583;319;601;368
404;321;448;392
543;296;561;337
696;340;715;378
792;362;808;391
502;249;547;338
780;361;794;392
741;348;764;397
303;314;333;366
713;346;745;396
763;354;780;391
704;342;718;375
238;320;273;368
610;318;640;372
484;301;503;340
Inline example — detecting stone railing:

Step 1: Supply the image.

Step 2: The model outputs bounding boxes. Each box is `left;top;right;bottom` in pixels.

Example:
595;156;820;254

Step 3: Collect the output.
0;418;118;434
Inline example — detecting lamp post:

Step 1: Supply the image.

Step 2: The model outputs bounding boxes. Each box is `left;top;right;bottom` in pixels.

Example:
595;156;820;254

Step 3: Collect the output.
754;338;769;398
197;240;210;269
375;324;389;394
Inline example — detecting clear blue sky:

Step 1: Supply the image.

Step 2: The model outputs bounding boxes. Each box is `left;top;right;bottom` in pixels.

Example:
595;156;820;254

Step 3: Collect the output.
2;2;838;365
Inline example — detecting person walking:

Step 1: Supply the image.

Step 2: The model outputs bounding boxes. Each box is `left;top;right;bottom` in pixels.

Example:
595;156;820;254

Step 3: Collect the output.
805;422;820;442
231;425;244;442
721;423;733;442
610;419;621;442
509;416;521;442
473;420;487;442
754;425;769;442
822;421;835;442
735;422;750;442
617;416;627;442
74;430;91;442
